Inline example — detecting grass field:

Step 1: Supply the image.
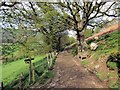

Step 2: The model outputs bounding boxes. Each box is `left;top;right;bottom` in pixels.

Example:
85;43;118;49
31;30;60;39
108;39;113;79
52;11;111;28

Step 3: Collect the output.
2;55;45;86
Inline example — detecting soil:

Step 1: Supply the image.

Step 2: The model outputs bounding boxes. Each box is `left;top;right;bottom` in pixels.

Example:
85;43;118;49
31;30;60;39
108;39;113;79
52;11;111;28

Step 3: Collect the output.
45;51;108;88
84;52;119;87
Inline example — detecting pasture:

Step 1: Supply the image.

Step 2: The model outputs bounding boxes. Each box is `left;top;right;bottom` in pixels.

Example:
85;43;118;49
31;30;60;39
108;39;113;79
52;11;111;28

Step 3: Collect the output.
2;55;45;86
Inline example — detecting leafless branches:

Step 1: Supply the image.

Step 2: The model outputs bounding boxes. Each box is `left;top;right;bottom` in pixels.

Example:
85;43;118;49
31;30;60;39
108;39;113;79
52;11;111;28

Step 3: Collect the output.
0;2;20;7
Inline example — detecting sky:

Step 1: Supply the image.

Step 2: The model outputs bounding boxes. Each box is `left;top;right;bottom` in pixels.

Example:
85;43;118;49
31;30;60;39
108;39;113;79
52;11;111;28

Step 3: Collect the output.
68;30;76;38
0;1;117;38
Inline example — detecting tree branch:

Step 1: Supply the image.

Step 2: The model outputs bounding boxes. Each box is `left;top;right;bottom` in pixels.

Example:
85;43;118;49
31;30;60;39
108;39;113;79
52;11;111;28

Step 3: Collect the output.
29;2;37;16
0;2;19;7
67;2;78;24
88;2;103;20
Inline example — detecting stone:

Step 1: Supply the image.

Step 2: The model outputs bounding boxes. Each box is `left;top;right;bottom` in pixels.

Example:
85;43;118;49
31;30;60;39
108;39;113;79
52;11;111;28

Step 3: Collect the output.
95;65;100;69
90;42;98;51
94;36;99;40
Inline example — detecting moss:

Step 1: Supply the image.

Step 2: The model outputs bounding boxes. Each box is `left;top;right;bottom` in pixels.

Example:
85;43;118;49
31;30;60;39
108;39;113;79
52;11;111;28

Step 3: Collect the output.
81;60;89;66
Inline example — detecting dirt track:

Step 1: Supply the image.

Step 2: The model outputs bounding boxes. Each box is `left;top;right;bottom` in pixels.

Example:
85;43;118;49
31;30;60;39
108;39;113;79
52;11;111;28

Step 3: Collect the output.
46;52;108;88
34;22;120;89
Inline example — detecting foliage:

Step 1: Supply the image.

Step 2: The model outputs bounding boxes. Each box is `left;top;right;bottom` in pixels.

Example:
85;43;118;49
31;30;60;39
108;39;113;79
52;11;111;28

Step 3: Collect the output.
107;62;118;70
71;46;78;56
84;29;93;38
93;31;119;53
88;31;119;63
61;35;76;50
95;29;100;34
68;37;76;45
107;51;120;62
106;51;120;71
86;39;95;45
2;3;70;62
109;81;120;89
81;60;89;66
2;44;18;57
1;2;118;56
2;27;53;63
33;3;69;52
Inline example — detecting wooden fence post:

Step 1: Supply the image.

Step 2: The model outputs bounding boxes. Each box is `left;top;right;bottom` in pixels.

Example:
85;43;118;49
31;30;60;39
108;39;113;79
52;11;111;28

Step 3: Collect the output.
29;60;32;84
1;82;3;90
52;52;54;58
54;51;56;56
24;58;34;84
32;63;35;83
19;73;24;89
47;54;50;69
50;53;52;68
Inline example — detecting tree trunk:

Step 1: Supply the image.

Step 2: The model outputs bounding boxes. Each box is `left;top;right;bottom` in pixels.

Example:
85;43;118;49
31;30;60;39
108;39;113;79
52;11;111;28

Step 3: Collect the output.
1;82;3;90
57;36;61;52
76;30;83;53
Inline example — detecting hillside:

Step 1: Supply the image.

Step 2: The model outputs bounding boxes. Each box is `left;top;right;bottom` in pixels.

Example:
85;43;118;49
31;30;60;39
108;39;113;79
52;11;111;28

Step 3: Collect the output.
85;23;120;41
81;30;120;88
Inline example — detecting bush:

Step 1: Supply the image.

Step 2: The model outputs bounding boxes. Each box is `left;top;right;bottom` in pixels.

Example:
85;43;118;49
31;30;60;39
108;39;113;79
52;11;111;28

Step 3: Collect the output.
109;81;120;89
104;34;110;39
107;62;117;70
97;34;110;42
84;29;93;38
107;51;120;62
71;46;78;56
86;39;95;45
106;51;120;70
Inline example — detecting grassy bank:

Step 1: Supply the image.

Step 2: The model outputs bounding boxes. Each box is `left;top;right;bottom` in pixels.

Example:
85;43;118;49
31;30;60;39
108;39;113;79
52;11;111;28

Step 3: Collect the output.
81;30;119;88
2;55;45;86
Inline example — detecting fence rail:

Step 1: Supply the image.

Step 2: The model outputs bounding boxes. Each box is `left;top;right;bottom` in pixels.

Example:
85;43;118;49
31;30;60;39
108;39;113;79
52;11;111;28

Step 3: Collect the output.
2;51;58;90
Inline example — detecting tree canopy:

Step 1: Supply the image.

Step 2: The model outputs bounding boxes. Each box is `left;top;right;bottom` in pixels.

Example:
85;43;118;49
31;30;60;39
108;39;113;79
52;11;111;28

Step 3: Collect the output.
0;1;119;57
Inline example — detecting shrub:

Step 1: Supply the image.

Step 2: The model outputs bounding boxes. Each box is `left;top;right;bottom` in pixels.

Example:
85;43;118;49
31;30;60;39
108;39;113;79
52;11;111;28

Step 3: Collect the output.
71;46;78;56
107;62;117;70
106;51;120;70
104;34;110;39
107;51;120;62
86;39;95;45
109;81;120;89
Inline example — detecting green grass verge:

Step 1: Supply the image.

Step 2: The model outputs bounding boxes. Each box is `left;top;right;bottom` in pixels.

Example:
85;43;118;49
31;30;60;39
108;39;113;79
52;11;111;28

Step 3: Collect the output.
91;30;119;88
81;60;89;66
107;62;118;70
2;55;45;86
90;30;119;59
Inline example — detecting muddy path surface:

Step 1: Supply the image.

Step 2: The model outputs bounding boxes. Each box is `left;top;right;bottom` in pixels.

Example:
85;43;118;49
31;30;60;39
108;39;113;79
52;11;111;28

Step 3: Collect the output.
45;51;108;88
